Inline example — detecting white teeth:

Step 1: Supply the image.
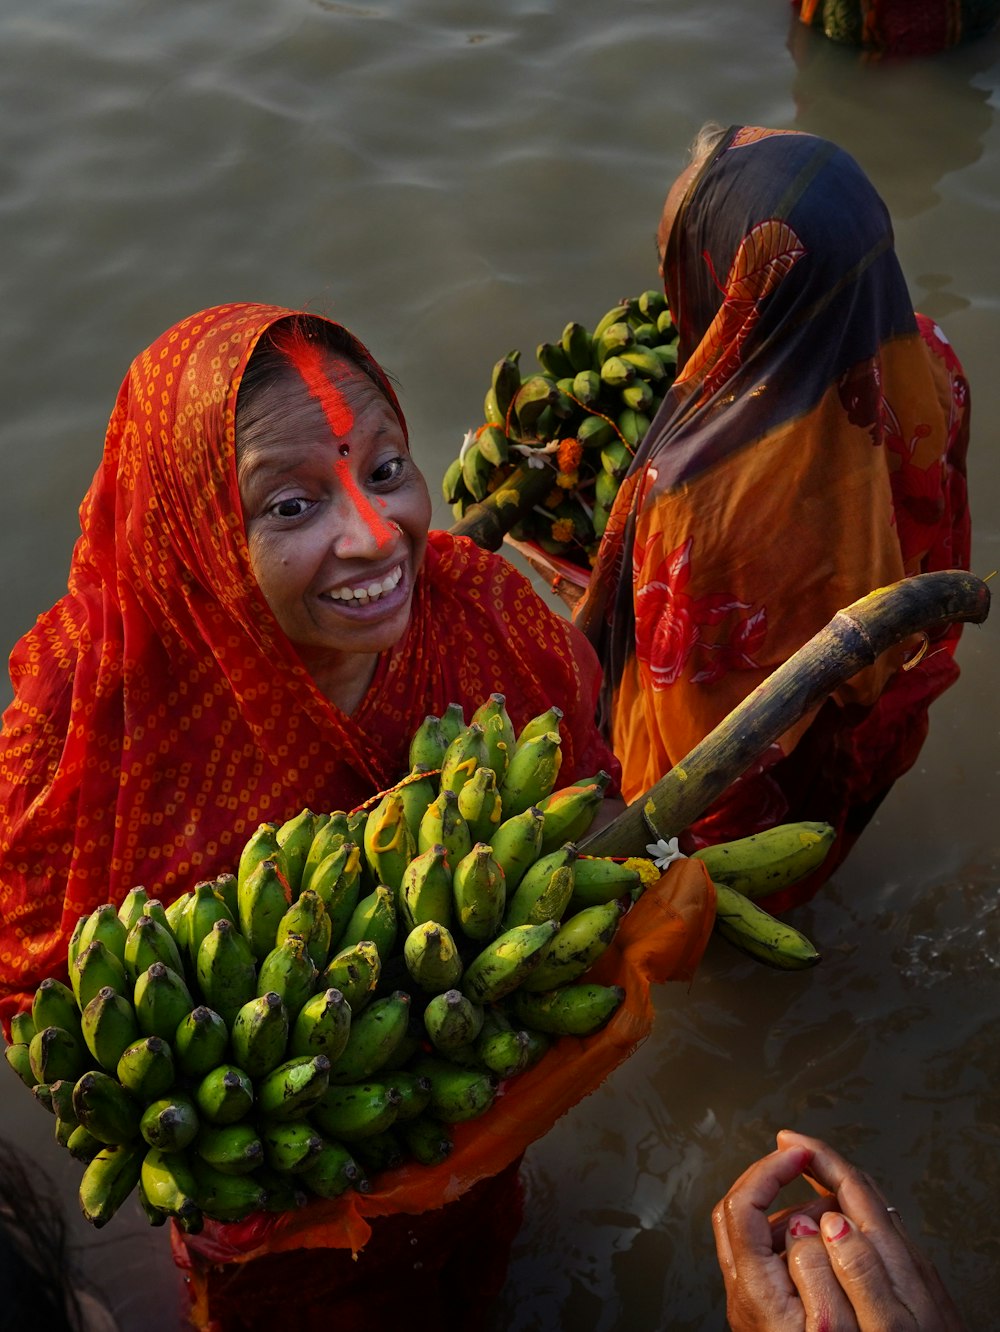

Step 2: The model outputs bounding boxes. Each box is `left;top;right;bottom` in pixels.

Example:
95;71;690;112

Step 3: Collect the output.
326;564;402;603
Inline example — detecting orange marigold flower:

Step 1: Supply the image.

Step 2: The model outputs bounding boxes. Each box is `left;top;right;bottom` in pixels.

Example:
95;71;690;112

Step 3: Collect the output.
555;470;579;490
551;518;575;544
544;488;563;508
557;437;583;473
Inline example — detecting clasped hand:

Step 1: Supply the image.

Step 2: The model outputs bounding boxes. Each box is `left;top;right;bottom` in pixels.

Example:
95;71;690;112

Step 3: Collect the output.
712;1130;965;1331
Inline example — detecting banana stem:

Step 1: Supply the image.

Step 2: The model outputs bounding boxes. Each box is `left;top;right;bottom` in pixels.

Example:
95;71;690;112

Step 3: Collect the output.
448;463;554;552
578;570;991;858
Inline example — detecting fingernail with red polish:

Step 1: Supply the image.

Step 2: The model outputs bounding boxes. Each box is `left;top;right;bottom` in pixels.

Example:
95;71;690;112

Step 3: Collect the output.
788;1213;820;1239
821;1213;852;1243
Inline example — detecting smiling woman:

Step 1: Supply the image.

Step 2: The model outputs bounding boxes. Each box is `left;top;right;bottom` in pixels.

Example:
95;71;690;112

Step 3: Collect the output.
0;301;622;1327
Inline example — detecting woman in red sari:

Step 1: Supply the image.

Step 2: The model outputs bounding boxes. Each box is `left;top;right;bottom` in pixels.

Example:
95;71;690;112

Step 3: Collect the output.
0;303;651;1328
576;126;971;912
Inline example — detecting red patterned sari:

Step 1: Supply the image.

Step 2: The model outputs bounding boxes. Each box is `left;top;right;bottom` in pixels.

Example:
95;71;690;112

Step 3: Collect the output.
576;128;971;910
0;302;617;1028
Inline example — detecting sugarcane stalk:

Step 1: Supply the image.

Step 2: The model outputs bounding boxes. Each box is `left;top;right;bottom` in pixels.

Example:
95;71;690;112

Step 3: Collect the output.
579;570;991;858
448;462;554;552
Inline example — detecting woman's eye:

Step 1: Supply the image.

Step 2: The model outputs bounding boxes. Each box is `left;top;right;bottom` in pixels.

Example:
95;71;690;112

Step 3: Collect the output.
370;457;406;486
269;497;310;519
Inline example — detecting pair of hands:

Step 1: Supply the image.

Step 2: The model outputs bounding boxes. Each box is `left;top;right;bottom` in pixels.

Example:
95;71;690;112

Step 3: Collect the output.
713;1130;965;1331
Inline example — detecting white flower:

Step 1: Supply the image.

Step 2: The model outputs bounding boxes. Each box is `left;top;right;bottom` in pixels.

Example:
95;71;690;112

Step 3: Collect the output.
458;428;477;462
645;836;686;870
511;441;558;469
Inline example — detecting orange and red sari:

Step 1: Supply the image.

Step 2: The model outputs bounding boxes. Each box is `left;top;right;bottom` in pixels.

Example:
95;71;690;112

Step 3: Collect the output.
794;0;999;55
576;128;970;910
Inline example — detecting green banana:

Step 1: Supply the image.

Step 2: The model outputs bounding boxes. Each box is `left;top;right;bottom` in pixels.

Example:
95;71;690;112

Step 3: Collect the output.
499;731;562;817
571;368;603;407
66;1124;104;1163
621;378;656;413
399;1114;453;1166
469;694;516;778
385;1069;432;1123
194;1121;265;1176
561;320;595;374
28;1026;87;1085
443;455;469;506
275;808;319;898
488;806;546;892
289;987;352;1062
576;414;617;451
395;769;439;844
568;856;641;911
409;1056;497;1124
79;1141;145;1229
256;1054;331;1121
193;1064;255;1126
691;822;836;899
310;1080;402;1142
123;914;185;986
255;935;318;1022
4;1042;37;1088
72;940;129;1010
503;845;577;929
133;962;194;1041
600;355;637;389
327;990;411;1085
67;914;88;972
78;903;128;967
536;339;574;379
31;977;83;1043
475;1013;533;1080
163;890;193;942
402;921;463;994
441;704;468;745
512;375;559;436
337;885;397;962
417;788;472;866
184;881;235;972
509;982;625;1036
212;872;240;924
490;349;522;423
439;724;490;800
452;843;506;941
595;320;635;366
409;715;449;772
363;789;416;896
456;765;504;843
423;989;484;1054
230;991;290;1080
537;776;610;853
712;884;821;970
9;1008;35;1045
117;1035;176;1102
80;986;140;1070
141;1145;202;1227
319;940;381;1014
72;1069;142;1145
299;818;347;897
140;1091;200;1152
619;346;668;383
276;888;332;971
262;1119;325;1173
476;424;510;467
195;917;258;1028
399;844;453;933
638;288;668;320
520;900;624;991
172;1006;230;1081
236;822;285;897
238;857;293;962
189;1156;268;1223
137;1178;168;1228
514;705;563;749
300;1137;365;1199
312;843;363;942
461;920;560;1005
461;439;492;501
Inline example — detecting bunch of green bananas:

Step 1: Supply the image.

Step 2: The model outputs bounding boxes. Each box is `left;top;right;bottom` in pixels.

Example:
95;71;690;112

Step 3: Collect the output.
3;691;835;1232
443;290;679;568
2;695;644;1232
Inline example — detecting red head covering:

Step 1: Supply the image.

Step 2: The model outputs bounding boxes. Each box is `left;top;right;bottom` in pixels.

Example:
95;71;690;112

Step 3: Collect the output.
0;302;617;1023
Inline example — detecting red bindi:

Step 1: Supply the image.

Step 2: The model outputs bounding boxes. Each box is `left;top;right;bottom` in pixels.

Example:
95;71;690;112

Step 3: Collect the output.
339;444;350;457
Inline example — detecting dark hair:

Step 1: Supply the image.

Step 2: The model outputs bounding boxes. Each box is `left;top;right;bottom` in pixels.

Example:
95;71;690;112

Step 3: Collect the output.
0;1138;91;1332
234;314;400;470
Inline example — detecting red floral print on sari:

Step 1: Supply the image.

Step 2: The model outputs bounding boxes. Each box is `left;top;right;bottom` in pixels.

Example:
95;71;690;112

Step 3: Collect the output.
677;220;807;401
634;536;767;689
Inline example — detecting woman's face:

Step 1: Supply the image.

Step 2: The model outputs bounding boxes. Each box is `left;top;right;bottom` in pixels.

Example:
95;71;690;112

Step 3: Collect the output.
238;350;431;691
